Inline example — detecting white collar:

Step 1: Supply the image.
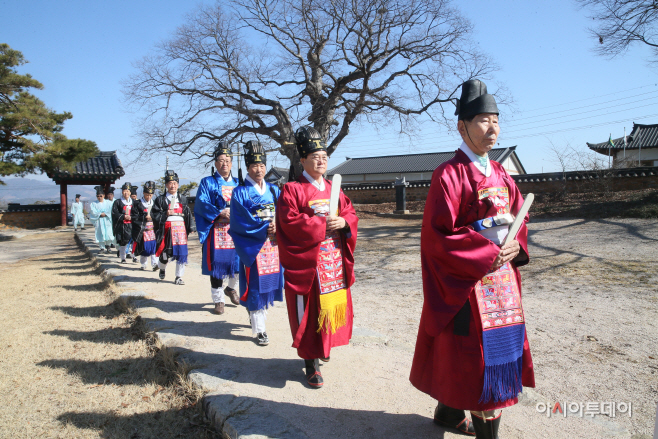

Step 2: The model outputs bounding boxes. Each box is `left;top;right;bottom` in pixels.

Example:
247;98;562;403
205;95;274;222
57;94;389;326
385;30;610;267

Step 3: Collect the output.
245;175;266;196
216;172;232;183
303;170;325;191
121;198;132;205
140;197;153;206
460;141;491;177
166;192;178;200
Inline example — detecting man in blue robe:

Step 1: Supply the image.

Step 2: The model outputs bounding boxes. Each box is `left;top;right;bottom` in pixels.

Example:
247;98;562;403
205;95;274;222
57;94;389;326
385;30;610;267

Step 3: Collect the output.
229;141;283;346
194;142;240;315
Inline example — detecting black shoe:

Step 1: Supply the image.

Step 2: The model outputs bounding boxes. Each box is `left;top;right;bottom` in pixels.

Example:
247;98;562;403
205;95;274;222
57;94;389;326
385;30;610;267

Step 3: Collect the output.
174;277;185;285
224;287;240;305
116;250;120;258
140;266;146;271
111;244;115;249
132;256;137;263
121;259;126;264
257;332;269;346
471;412;500;439
434;402;475;436
159;269;165;280
152;264;159;272
304;359;323;388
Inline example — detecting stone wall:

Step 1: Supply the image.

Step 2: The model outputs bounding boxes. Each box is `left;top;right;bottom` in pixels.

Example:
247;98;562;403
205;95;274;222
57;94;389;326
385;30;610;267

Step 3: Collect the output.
341;166;658;205
0;210;61;229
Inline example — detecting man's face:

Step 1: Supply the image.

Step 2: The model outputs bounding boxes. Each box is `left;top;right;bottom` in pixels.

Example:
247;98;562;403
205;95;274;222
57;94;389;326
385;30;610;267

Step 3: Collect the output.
166;180;179;194
300;151;328;179
247;163;266;183
122;189;131;200
96;194;104;202
131;194;137;200
75;197;80;202
143;193;153;202
107;193;114;200
458;113;500;156
215;154;232;178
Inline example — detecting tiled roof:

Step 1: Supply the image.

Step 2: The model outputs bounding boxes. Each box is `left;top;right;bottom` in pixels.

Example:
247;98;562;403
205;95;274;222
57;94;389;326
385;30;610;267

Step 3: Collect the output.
514;166;658;183
327;147;519;175
47;151;125;182
265;166;289;184
587;123;658;156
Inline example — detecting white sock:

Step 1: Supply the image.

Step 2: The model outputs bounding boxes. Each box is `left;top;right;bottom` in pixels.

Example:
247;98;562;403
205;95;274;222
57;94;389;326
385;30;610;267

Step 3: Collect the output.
250;309;267;335
175;262;185;278
211;287;224;303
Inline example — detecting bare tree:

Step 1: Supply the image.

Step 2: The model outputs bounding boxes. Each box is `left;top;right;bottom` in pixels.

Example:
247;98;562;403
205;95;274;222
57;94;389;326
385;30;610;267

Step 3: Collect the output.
123;0;496;173
578;0;658;62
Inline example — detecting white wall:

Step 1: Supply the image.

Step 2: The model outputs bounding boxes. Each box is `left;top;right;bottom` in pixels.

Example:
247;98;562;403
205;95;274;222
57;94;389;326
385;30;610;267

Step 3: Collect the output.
613;148;658;167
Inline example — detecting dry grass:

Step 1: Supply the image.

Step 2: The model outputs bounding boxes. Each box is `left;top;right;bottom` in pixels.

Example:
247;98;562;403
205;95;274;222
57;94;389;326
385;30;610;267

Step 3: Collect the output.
0;232;217;438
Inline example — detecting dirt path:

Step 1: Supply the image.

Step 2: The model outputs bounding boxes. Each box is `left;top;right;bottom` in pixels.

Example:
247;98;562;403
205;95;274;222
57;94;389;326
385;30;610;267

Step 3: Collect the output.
0;232;215;438
76;217;658;438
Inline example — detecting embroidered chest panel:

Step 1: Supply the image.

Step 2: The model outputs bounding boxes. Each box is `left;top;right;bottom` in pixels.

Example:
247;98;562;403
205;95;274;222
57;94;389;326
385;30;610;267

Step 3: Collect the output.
478;187;510;215
221;185;235;203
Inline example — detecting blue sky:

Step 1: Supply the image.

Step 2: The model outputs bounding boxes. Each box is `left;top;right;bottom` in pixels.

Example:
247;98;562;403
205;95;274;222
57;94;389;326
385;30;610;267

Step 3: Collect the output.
2;0;656;192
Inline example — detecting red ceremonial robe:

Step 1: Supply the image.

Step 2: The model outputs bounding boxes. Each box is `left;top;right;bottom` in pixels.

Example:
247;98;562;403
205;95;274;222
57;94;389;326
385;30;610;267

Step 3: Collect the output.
409;148;535;411
276;176;359;360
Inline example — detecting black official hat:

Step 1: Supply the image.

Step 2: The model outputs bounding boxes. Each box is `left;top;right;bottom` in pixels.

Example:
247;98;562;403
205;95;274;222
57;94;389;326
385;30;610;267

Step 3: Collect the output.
94;186;105;196
143;181;156;194
164;170;179;183
75;194;81;199
213;141;232;160
243;141;266;167
130;186;138;196
295;127;327;158
454;79;499;120
121;182;132;191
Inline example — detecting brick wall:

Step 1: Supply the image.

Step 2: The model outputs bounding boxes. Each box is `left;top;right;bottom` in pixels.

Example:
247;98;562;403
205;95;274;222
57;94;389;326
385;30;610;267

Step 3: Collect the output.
0;210;61;229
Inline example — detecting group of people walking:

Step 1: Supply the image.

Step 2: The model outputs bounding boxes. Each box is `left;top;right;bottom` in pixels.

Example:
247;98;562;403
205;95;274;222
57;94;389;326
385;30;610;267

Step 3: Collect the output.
193;131;358;387
86;80;533;439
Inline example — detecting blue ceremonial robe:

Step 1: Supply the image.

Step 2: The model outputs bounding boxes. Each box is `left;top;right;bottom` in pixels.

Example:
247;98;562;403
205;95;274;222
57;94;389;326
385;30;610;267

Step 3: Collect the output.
89;200;114;244
194;172;239;277
229;180;283;312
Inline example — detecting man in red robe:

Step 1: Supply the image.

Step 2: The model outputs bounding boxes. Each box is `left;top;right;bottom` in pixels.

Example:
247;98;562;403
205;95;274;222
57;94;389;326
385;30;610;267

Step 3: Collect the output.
409;79;535;439
276;127;359;388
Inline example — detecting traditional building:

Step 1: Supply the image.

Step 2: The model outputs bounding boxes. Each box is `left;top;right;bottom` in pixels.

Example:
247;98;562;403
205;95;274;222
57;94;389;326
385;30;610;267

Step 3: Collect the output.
587;123;658;167
327;146;526;183
264;166;289;187
46;151;125;226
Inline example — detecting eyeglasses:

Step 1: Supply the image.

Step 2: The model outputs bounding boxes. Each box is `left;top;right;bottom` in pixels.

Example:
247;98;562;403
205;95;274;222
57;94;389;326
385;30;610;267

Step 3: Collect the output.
307;154;328;163
216;160;232;165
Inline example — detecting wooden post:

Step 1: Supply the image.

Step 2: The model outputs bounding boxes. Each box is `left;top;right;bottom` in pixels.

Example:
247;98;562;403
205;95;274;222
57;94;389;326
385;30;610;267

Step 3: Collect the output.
60;182;68;226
